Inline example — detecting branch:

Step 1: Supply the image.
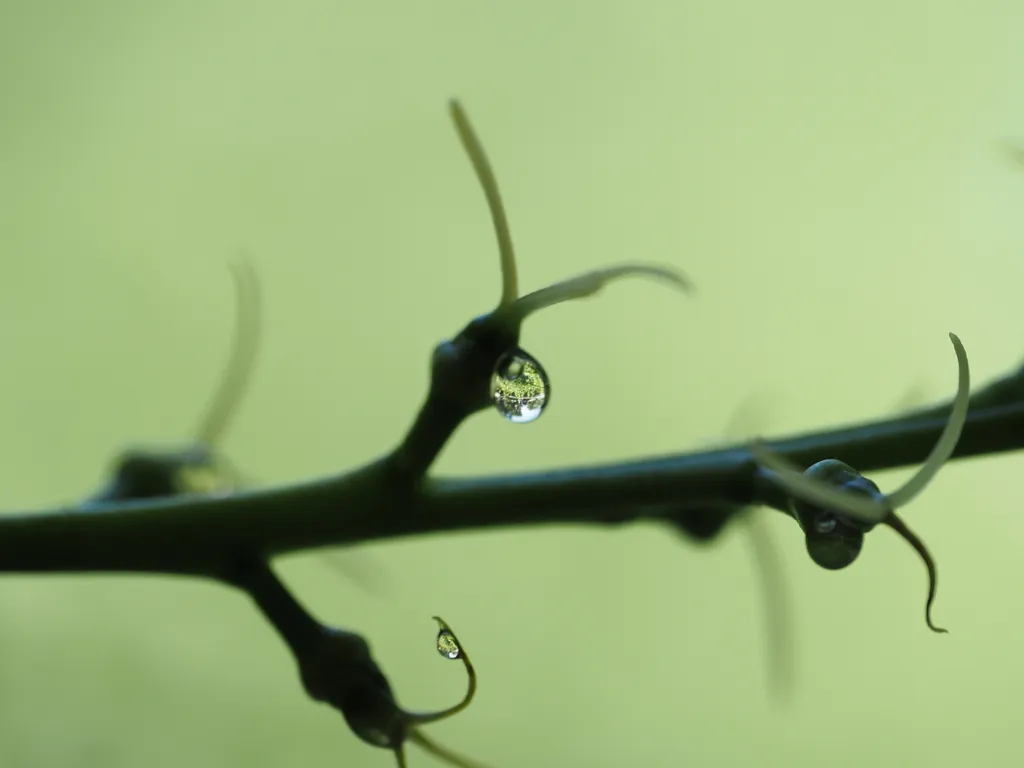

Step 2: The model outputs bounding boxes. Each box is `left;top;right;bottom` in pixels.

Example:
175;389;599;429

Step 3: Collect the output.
6;98;1022;766
2;396;1021;571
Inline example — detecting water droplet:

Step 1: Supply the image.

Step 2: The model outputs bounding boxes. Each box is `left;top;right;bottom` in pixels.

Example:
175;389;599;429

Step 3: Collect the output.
491;348;549;423
436;628;461;660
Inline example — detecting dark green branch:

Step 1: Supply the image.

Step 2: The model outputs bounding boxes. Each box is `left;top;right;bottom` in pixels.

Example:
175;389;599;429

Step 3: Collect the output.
2;98;1019;767
2;398;1021;577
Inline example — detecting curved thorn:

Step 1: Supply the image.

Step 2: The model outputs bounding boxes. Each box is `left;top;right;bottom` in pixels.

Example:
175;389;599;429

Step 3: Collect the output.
449;99;518;307
404;617;477;725
194;259;262;447
749;441;889;524
742;509;795;700
506;263;691;323
408;728;494;768
885;332;970;509
885;512;947;633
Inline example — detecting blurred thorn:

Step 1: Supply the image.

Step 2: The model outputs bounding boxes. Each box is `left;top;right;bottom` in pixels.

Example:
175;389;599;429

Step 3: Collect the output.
694;390;784;451
891;381;930;416
712;392;796;702
721;390;782;440
741;508;795;703
320;549;394;599
998;139;1024;170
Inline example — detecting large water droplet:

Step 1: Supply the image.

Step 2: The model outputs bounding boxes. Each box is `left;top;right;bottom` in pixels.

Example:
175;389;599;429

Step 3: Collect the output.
436;628;461;660
491;348;549;423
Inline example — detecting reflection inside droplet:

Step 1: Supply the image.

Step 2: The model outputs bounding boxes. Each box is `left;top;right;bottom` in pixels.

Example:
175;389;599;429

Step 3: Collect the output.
491;348;549;423
813;513;837;534
436;628;461;660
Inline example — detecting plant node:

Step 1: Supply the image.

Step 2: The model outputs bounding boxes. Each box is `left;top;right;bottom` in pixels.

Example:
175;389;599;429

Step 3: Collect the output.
750;332;971;632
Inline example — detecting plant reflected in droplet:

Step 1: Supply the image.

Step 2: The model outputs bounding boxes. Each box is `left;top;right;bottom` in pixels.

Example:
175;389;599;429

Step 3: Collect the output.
491;348;549;423
436;626;461;660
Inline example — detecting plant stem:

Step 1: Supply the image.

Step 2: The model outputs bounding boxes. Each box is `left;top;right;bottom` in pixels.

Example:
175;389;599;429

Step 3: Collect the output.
0;400;1020;578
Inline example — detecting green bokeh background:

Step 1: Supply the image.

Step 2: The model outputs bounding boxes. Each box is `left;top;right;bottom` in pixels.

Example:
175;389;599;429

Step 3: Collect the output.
2;1;1024;766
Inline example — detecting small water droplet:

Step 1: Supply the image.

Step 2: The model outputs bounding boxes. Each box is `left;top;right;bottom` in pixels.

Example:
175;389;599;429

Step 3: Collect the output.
436;628;461;660
491;348;549;423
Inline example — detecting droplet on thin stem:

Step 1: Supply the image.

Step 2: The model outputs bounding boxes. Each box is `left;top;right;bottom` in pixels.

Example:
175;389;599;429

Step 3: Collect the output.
387;618;489;767
404;617;477;725
437;626;461;659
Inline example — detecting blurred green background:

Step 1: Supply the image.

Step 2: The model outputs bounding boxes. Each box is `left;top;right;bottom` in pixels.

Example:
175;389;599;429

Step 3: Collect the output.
2;1;1024;766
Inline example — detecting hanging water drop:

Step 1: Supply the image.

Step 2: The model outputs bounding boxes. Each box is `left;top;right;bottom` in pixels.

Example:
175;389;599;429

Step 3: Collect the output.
491;347;549;423
436;627;461;660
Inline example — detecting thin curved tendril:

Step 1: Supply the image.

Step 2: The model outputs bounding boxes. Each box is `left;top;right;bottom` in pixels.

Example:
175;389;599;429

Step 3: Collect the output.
506;263;692;323
449;99;518;307
714;398;794;699
405;617;476;725
194;259;262;446
885;512;946;633
407;729;494;768
318;550;390;597
885;332;970;508
742;510;794;699
750;331;971;524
